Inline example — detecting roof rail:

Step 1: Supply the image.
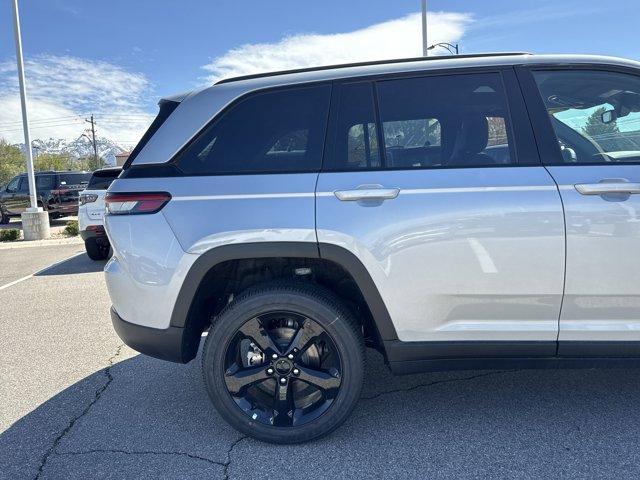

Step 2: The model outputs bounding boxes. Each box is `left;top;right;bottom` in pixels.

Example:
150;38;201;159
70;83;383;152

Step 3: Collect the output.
215;52;531;85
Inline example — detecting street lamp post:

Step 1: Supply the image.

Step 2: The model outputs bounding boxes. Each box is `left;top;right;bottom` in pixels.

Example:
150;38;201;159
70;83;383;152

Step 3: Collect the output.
427;42;460;55
421;0;428;57
11;0;50;240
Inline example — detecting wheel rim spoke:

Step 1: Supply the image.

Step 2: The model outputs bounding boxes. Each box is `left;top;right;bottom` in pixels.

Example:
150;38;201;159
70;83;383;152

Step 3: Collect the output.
296;366;341;394
238;317;281;355
224;363;269;395
284;318;324;356
272;381;294;426
224;311;343;428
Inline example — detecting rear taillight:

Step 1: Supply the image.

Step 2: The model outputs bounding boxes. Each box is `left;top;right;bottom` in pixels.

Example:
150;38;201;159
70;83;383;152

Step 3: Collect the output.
105;192;171;215
79;194;98;205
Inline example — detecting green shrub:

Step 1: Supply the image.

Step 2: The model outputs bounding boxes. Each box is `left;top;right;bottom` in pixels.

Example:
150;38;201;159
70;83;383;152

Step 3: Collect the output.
0;229;20;242
63;220;79;236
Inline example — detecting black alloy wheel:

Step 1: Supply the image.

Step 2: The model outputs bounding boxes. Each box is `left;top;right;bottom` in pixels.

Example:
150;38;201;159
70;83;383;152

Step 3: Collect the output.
202;283;364;443
223;311;342;427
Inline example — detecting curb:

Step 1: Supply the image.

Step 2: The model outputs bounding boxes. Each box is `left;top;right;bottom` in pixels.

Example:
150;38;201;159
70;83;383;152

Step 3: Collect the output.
0;236;84;250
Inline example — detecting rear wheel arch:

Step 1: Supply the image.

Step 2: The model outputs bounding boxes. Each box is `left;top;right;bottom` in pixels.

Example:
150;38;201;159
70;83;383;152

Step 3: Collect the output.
172;242;398;363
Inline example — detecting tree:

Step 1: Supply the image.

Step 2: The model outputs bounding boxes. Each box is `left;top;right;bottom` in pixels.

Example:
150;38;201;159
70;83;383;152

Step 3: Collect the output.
584;106;619;139
0;139;24;186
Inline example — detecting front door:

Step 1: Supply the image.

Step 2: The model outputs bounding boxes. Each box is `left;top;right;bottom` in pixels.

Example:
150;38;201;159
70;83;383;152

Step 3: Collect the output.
3;176;26;215
316;69;565;354
526;68;640;353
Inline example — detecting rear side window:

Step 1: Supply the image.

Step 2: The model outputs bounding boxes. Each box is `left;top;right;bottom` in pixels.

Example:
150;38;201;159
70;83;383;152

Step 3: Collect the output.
175;85;331;175
533;70;640;164
58;173;90;188
326;82;381;170
377;73;515;169
36;175;55;190
88;170;121;190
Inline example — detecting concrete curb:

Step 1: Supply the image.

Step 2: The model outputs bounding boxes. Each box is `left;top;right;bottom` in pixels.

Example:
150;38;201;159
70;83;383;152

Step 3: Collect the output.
0;236;83;250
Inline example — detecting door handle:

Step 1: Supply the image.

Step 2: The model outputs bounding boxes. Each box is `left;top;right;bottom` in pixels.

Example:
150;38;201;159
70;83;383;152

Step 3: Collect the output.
334;185;400;202
575;179;640;196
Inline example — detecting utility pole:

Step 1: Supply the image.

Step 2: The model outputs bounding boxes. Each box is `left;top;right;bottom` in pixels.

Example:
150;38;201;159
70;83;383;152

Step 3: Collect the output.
85;114;99;168
11;0;50;239
421;0;428;57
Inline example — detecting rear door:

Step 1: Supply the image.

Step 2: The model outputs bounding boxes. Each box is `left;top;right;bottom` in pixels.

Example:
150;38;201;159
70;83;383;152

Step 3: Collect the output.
55;173;90;211
520;67;640;353
316;68;565;353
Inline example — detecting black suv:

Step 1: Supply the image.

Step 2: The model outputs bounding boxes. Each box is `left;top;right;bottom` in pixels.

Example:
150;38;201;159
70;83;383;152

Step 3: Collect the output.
0;171;91;223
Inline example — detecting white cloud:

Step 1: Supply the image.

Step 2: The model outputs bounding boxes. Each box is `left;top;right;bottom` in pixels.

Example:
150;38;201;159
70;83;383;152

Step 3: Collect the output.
0;11;473;146
0;55;155;146
201;11;472;83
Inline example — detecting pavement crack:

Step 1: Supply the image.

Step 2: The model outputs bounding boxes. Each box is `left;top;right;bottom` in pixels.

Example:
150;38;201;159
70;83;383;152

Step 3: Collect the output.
57;449;224;467
34;344;125;480
223;435;248;480
361;369;518;401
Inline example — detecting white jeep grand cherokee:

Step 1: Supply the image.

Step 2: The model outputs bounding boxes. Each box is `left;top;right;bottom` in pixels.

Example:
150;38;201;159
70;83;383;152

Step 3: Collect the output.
105;53;640;443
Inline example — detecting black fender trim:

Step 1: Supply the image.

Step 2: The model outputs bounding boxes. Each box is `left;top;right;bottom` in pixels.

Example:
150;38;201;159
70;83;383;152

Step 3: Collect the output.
318;243;398;341
168;241;399;362
169;242;320;329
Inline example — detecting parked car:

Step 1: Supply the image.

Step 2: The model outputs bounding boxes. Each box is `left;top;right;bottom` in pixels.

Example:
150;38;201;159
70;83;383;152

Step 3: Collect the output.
0;170;90;224
105;53;640;444
79;167;121;260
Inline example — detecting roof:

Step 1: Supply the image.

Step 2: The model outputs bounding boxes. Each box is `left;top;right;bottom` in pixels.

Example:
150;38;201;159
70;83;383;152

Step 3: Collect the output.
94;166;122;173
135;53;640;168
207;53;640;93
214;52;531;85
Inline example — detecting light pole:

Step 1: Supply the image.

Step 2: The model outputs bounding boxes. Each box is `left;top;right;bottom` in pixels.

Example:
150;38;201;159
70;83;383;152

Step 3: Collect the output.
427;42;460;55
421;0;428;57
11;0;50;239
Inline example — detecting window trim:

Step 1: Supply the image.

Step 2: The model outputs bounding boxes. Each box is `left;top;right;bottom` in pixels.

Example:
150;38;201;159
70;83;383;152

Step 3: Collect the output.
516;63;640;167
124;82;334;179
323;66;538;173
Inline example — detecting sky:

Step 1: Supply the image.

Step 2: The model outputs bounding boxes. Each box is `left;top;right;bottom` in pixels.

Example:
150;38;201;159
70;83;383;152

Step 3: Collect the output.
0;0;638;147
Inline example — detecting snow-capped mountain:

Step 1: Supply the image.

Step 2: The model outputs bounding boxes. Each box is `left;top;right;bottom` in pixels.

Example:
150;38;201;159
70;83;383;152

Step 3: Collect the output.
18;137;131;166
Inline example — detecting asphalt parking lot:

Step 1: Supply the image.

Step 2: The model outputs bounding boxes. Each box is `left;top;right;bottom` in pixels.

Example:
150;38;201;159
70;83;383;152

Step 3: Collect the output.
2;245;640;479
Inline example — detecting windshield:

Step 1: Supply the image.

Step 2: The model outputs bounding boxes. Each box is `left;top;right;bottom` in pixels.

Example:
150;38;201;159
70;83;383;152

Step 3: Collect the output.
87;169;121;190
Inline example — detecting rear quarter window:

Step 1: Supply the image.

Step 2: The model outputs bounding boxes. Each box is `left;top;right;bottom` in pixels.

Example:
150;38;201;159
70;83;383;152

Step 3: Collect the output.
58;173;91;188
175;84;332;175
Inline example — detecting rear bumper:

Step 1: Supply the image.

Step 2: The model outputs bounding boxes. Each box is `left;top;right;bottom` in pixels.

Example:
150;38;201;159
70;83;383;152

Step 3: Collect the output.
110;307;200;363
80;227;108;242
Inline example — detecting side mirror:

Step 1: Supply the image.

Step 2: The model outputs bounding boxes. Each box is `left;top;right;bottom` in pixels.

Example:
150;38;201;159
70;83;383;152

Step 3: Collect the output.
601;109;617;124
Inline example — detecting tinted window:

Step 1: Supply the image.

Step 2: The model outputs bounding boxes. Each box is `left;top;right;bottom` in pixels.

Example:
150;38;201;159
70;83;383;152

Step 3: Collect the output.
377;73;515;168
327;82;381;170
533;70;640;164
36;175;55;190
176;85;331;175
6;176;20;192
88;170;121;190
58;173;90;188
18;177;28;192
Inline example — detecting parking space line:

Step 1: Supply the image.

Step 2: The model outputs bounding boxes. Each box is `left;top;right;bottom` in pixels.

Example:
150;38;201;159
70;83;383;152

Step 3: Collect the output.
0;252;85;291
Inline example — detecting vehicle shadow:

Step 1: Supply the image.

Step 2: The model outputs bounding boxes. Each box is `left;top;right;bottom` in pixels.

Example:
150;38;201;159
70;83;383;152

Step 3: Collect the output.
35;252;106;276
3;347;640;479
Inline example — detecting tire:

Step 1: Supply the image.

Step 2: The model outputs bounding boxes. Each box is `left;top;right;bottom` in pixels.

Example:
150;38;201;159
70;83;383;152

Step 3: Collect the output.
0;211;9;225
84;237;110;260
202;282;365;444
